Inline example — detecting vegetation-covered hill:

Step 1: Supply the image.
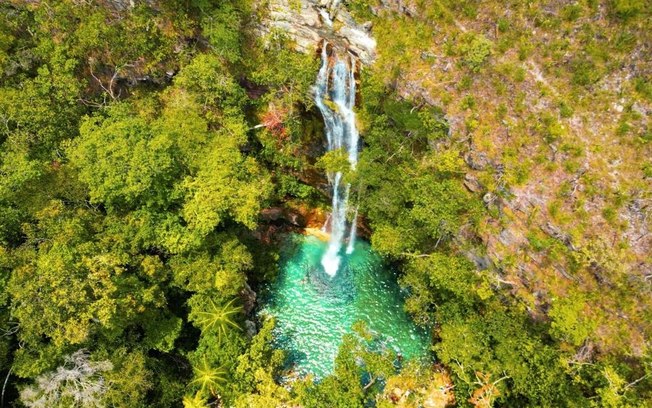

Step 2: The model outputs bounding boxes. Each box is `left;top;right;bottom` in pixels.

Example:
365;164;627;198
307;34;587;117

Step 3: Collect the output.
353;0;652;355
0;0;650;407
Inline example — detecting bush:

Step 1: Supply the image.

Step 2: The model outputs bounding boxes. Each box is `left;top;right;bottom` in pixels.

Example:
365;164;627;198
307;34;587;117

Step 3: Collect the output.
561;4;583;21
539;114;566;144
497;17;510;33
571;58;602;86
642;162;652;178
610;0;645;19
462;35;493;72
634;76;652;101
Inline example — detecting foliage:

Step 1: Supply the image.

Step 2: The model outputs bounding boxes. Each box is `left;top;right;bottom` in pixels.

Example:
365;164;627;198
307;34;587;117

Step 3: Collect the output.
316;148;352;175
232;318;291;407
189;297;242;340
610;0;645;19
549;292;600;347
461;34;493;72
69;104;181;210
183;392;210;408
0;0;651;406
189;358;228;395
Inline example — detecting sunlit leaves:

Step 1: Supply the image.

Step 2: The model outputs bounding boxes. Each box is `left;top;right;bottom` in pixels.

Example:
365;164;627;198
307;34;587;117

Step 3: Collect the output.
181;138;272;233
231;319;291;406
549;292;600;346
434;301;578;405
370;224;416;257
69;103;179;210
170;236;252;294
420;148;465;176
98;348;152;408
174;54;245;113
460;34;493;72
0;63;82;157
190;358;228;396
0;1;273;406
399;253;483;324
316;148;352;177
409;178;479;242
197;2;242;63
183;392;210;408
189;297;242;340
247;46;318;108
8;200;173;372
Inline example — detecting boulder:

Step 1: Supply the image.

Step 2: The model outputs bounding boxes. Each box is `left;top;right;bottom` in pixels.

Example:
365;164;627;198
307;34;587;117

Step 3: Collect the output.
463;174;484;193
244;320;257;338
240;283;257;315
260;207;285;222
464;150;491;170
285;210;307;227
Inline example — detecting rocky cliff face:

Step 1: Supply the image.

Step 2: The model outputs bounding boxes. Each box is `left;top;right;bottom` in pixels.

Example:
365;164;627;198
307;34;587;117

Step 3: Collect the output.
254;0;376;64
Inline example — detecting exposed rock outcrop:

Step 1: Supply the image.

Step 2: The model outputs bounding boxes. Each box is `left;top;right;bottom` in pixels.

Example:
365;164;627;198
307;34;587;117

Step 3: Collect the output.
260;207;308;227
240;283;257;315
254;0;377;65
371;0;419;17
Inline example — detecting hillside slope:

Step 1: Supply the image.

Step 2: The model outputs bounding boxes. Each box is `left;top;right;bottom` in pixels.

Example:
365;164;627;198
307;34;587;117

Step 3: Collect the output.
348;0;651;356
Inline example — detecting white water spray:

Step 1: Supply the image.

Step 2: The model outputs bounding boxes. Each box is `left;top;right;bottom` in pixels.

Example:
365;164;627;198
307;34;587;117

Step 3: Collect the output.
314;43;360;276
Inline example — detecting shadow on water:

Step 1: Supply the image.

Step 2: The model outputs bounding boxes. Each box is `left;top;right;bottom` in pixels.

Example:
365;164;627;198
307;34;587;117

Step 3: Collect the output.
261;233;431;380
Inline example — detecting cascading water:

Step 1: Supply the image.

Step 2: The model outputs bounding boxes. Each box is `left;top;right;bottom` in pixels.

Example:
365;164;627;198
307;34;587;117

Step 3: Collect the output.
314;43;360;277
261;39;430;381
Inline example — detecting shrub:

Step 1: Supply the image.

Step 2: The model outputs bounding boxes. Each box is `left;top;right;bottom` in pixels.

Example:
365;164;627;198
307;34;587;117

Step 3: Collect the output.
559;101;574;118
610;0;645;19
497;17;510;32
642;162;652;178
561;4;583;21
634;77;652;101
540;114;566;144
462;35;493;72
571;58;601;86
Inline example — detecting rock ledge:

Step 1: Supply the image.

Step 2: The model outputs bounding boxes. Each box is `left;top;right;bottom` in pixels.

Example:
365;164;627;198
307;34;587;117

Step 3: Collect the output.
255;0;377;64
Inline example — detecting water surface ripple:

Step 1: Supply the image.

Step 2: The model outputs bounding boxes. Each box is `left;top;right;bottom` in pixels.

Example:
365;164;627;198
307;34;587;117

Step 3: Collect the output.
262;234;430;379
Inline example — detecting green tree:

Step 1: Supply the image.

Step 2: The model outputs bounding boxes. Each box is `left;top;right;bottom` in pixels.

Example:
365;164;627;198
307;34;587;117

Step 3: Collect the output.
189;297;242;340
232;319;291;407
68;103;181;210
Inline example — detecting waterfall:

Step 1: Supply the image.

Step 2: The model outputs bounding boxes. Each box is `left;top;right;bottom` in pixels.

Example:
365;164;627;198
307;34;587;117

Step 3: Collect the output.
314;43;360;277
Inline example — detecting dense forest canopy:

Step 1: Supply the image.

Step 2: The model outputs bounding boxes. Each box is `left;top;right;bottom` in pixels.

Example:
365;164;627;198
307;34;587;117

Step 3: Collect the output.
0;0;650;407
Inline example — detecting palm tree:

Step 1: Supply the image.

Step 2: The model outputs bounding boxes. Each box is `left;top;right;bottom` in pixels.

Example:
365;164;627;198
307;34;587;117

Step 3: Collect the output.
189;358;228;396
182;392;210;408
192;297;242;340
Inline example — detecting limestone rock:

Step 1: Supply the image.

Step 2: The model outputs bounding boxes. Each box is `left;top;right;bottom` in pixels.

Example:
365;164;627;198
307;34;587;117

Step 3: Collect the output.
465;250;491;270
260;207;285;222
285;210;307;227
244;320;257;338
254;0;377;65
463;174;484;193
240;283;257;315
259;207;307;227
465;150;491;170
373;0;419;17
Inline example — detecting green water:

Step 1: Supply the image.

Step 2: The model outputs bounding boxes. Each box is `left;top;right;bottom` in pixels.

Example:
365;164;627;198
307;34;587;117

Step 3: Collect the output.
262;234;430;379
